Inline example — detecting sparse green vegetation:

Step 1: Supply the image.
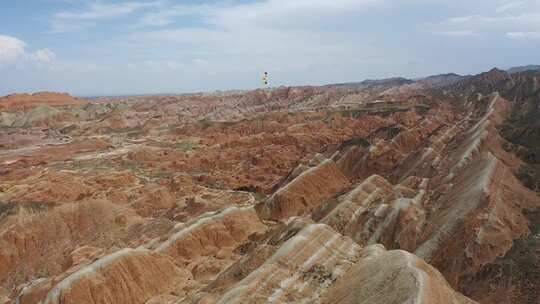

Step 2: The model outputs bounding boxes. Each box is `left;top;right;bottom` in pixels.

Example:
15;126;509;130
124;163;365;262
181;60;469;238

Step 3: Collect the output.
516;164;540;193
371;106;410;117
337;103;427;118
337;137;370;151
415;104;430;114
500;93;540;193
172;141;199;151
339;109;363;118
148;139;200;152
0;202;16;218
385;126;402;139
66;159;114;172
0;201;51;218
126;127;144;138
60;124;78;134
145;170;174;179
501;209;540;293
120;160;175;180
253;192;267;202
103;126;144;138
198;118;214;129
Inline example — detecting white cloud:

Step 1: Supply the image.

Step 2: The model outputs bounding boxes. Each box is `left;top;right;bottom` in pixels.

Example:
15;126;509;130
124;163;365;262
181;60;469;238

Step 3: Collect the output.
428;0;540;38
130;60;184;71
125;0;388;88
435;30;479;37
434;12;540;38
132;0;385;49
50;1;159;32
211;0;383;31
139;4;213;27
506;31;540;39
448;13;540;26
0;35;26;66
31;49;57;64
137;0;383;30
0;35;56;68
55;2;156;20
496;1;526;13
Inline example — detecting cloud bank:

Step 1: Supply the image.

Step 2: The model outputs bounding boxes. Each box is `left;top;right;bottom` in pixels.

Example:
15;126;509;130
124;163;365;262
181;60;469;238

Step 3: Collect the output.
0;0;539;95
0;35;56;67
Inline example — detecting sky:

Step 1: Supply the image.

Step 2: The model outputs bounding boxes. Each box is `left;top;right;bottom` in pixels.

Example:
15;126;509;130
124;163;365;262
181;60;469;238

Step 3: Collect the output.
0;0;539;96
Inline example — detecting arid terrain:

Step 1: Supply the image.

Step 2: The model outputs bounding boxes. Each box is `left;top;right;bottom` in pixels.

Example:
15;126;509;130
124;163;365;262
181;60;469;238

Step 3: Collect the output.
1;67;540;304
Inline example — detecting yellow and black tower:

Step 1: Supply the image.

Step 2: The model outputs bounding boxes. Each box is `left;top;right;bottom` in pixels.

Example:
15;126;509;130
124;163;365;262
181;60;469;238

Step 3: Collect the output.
262;72;269;87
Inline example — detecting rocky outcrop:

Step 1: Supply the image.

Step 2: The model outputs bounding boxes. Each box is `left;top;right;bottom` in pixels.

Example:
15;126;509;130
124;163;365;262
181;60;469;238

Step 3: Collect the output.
211;223;361;304
41;248;185;304
411;93;540;288
0;92;86;112
0;200;141;287
257;159;350;220
155;207;267;267
322;174;427;251
321;245;476;304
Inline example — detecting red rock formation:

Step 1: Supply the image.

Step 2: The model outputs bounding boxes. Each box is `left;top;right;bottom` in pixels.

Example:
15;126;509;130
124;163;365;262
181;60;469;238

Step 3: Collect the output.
321;245;476;304
257;159;350;220
155;207;267;268
0;200;141;287
209;223;362;303
41;248;186;304
3;68;540;304
0;92;87;112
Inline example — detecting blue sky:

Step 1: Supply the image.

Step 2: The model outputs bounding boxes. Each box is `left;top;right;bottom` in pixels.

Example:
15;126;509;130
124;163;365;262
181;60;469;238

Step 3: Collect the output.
0;0;539;96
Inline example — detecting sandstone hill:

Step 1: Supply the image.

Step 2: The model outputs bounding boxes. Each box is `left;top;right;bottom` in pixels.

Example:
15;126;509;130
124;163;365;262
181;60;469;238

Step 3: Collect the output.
0;92;87;112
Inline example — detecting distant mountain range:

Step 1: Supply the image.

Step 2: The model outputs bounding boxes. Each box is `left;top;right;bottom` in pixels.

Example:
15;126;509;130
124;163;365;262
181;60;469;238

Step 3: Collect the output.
506;64;540;74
